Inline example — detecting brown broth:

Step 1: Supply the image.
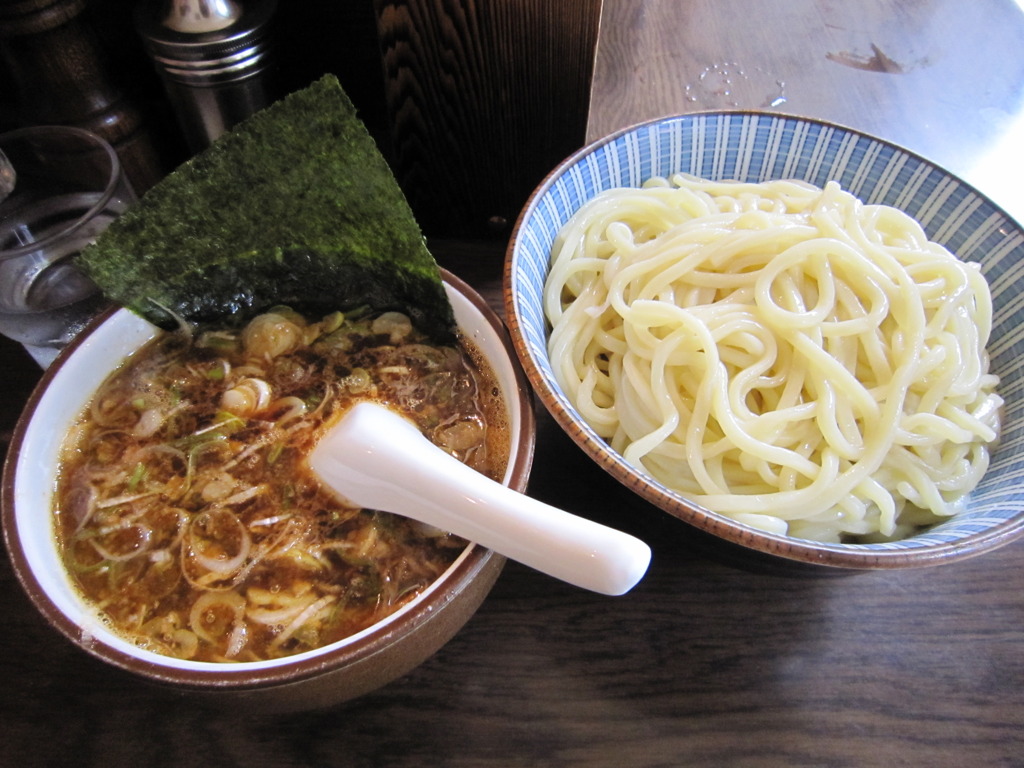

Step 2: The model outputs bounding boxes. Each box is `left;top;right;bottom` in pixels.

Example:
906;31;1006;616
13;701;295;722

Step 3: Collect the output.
54;307;508;662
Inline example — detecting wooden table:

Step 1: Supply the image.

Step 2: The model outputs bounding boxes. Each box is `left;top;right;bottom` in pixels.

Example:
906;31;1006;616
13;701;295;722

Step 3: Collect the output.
589;0;1024;225
2;2;1023;766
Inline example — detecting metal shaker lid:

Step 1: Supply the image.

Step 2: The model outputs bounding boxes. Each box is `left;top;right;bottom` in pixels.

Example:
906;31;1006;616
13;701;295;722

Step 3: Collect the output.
161;0;241;33
135;0;277;85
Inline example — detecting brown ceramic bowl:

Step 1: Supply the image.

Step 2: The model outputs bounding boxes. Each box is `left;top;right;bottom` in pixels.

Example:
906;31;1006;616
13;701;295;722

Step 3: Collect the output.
2;269;534;711
504;112;1024;571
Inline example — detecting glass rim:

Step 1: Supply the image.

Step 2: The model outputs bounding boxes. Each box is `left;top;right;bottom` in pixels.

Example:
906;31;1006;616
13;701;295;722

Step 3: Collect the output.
0;125;127;260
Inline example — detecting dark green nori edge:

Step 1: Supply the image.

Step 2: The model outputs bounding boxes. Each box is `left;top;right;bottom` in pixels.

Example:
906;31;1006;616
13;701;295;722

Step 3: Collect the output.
79;74;454;340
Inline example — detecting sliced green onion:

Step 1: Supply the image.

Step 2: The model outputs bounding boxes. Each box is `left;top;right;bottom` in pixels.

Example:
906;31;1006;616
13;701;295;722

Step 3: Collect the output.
266;442;284;465
321;311;344;334
198;333;238;351
127;462;147;492
213;411;247;431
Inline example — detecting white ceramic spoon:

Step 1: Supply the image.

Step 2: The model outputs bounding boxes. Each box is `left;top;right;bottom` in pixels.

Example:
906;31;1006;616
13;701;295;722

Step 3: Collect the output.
308;401;651;596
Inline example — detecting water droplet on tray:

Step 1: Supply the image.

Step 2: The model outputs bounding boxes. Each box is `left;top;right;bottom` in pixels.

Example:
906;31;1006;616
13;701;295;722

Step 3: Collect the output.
684;62;787;110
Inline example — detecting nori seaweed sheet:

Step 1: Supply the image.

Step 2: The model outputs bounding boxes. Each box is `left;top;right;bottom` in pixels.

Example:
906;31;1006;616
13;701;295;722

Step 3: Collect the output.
79;75;454;339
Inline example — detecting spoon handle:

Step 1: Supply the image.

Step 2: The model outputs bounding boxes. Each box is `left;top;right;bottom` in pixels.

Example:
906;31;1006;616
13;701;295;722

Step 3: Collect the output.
309;402;651;596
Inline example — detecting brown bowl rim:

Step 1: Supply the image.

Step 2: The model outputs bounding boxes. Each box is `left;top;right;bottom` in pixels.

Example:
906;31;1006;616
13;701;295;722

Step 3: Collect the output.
2;268;535;687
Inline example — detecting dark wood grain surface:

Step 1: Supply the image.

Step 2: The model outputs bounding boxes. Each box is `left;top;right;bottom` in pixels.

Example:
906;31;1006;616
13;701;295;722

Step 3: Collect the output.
374;0;601;239
2;1;1023;766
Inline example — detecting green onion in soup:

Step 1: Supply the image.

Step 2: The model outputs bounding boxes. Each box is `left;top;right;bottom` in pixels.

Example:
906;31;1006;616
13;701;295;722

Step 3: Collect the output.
55;306;509;663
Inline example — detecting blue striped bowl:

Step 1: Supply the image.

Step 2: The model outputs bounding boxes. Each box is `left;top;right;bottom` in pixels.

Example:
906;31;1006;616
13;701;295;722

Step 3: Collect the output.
504;112;1024;569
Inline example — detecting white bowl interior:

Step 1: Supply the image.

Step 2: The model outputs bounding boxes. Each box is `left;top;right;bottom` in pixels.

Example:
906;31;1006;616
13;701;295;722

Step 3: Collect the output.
11;280;524;671
508;112;1024;560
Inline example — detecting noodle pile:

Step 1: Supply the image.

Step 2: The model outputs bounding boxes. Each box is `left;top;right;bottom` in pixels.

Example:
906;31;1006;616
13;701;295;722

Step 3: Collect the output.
544;175;1002;542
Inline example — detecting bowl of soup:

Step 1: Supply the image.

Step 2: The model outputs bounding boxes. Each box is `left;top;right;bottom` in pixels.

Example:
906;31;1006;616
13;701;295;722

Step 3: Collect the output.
2;269;534;710
504;111;1024;570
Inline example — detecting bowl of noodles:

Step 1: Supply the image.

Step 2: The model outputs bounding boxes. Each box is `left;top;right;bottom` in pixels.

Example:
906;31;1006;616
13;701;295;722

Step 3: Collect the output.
2;269;535;710
504;111;1024;570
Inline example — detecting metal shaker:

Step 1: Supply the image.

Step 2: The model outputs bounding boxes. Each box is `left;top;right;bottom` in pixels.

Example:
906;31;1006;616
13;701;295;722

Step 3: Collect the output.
135;0;278;153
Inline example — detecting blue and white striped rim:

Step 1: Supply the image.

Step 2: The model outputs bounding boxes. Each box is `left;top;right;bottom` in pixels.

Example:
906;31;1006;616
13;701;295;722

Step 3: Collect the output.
506;111;1024;565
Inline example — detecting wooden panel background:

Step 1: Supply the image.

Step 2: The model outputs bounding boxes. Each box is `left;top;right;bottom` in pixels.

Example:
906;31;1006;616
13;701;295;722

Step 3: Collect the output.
374;0;602;238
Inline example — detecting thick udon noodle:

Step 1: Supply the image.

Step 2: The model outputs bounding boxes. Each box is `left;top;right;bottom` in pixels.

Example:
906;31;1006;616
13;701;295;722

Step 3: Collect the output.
544;175;1002;542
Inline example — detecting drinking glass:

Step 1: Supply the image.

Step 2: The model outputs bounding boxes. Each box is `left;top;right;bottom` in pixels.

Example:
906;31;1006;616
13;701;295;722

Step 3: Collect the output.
0;126;137;366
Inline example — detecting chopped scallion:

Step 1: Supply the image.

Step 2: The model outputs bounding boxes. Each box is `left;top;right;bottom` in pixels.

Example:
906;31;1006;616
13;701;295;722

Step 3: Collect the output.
127;462;147;492
267;442;284;465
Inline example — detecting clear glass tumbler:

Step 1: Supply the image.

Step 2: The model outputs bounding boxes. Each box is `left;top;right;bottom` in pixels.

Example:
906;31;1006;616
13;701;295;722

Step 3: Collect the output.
0;126;137;366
